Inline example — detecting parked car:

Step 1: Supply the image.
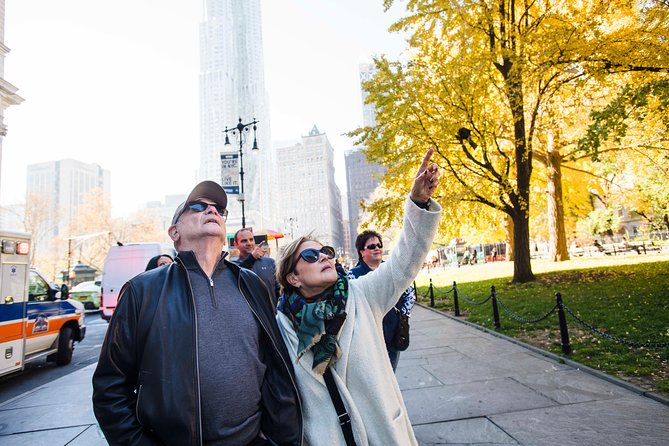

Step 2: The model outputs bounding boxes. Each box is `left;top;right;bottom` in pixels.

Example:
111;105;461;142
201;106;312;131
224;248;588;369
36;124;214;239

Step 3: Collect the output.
69;280;101;310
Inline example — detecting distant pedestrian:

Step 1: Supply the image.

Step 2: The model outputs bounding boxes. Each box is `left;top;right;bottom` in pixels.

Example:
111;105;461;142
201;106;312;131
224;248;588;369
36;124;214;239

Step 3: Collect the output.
491;247;497;262
349;229;416;372
144;254;173;271
234;227;280;309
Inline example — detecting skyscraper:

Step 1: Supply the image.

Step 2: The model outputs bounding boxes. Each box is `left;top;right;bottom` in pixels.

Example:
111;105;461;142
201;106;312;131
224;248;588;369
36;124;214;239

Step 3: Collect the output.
0;0;24;199
345;62;385;256
26;159;111;245
276;126;344;251
199;0;275;231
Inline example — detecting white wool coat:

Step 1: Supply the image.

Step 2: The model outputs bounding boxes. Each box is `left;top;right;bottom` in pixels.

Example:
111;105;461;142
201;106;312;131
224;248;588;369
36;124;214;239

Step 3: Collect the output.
277;198;442;446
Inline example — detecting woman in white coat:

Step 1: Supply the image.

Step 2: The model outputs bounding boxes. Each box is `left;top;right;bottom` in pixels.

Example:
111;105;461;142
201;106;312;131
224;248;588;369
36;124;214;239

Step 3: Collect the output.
275;148;442;445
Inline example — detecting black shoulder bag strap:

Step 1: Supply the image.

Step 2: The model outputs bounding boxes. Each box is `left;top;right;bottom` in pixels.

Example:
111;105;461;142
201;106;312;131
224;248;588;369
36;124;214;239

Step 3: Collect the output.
323;368;357;446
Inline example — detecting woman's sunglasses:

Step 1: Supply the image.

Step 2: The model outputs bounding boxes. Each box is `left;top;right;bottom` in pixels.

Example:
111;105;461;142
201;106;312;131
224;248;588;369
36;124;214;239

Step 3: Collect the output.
297;246;336;264
187;201;229;219
365;243;383;250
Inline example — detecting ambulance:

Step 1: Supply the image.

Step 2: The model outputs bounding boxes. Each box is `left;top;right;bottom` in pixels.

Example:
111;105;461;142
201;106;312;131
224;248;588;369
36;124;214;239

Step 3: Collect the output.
0;230;86;378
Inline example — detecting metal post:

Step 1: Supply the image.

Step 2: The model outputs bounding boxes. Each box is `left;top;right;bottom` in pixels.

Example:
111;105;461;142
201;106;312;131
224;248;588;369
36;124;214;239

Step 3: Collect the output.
429;278;434;307
453;281;460;316
238;133;246;228
66;239;73;287
224;117;259;229
555;292;572;355
491;285;500;328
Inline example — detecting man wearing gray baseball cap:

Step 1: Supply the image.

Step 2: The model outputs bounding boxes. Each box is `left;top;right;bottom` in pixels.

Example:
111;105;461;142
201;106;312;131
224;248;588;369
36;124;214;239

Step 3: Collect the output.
93;180;303;445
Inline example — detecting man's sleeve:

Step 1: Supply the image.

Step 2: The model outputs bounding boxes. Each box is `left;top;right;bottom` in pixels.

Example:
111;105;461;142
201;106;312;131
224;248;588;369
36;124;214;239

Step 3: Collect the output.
92;283;159;446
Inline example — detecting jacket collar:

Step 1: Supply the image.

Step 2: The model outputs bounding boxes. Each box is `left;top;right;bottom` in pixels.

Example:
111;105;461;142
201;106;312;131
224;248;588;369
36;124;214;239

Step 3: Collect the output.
176;250;229;272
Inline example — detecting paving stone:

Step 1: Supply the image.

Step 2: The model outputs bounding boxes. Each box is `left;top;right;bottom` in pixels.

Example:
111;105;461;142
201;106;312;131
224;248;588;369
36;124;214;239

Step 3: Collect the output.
491;396;669;446
396;364;444;391
511;369;636;404
68;424;109;446
422;358;510;385
402;346;462;360
0;426;87;445
413;417;518;445
404;377;557;424
0;402;97;435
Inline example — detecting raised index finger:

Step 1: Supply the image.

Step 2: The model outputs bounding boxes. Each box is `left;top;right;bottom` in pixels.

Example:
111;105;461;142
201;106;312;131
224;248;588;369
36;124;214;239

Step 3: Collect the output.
416;148;435;177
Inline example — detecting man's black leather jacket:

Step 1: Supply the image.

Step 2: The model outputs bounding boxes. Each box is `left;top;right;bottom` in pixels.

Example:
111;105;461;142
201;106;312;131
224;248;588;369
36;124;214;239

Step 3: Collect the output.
92;252;303;445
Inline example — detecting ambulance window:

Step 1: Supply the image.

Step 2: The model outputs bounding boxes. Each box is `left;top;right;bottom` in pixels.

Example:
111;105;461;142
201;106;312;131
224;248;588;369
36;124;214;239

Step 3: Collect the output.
29;272;50;301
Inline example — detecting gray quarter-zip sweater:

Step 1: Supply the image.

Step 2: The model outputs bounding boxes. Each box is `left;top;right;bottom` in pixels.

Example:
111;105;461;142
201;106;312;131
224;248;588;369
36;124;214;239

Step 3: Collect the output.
184;254;267;445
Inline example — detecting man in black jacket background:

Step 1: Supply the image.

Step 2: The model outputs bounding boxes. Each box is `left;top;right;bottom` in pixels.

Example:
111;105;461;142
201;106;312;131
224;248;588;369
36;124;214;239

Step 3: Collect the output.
92;181;302;446
234;227;280;309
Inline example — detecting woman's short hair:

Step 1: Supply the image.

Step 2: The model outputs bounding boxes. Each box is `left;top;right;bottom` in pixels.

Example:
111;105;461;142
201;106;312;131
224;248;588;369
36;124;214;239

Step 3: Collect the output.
355;230;382;262
276;234;319;295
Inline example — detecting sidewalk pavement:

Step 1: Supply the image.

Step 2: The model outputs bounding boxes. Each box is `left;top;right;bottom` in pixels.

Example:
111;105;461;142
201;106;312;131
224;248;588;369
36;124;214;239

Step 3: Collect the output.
0;305;667;445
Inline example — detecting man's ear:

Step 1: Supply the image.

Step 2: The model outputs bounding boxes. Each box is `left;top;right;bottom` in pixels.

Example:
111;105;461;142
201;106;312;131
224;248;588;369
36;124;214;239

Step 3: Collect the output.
168;225;179;243
286;272;300;289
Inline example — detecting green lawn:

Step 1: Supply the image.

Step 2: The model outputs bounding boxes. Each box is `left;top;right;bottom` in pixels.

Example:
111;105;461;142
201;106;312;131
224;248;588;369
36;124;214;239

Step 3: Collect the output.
414;254;669;396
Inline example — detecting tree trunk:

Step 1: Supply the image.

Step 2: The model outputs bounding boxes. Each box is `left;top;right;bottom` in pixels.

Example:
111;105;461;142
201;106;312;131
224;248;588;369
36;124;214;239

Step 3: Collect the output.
506;65;535;283
505;214;514;261
511;208;535;282
546;132;570;261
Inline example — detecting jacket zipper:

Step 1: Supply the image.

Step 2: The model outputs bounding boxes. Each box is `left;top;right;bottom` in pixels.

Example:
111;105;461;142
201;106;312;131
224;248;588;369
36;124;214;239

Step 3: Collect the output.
178;257;203;446
208;277;216;307
236;273;304;444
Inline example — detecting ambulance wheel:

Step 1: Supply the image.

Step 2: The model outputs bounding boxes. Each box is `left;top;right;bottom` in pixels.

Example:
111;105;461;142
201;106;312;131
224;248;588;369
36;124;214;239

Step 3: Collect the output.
56;326;75;366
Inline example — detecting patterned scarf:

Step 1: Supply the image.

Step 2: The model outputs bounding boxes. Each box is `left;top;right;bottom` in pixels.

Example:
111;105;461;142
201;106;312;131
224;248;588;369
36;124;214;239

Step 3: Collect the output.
277;274;349;375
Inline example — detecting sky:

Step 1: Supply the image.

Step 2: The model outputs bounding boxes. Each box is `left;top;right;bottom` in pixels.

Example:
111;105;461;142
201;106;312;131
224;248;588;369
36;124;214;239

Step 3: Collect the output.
1;0;409;218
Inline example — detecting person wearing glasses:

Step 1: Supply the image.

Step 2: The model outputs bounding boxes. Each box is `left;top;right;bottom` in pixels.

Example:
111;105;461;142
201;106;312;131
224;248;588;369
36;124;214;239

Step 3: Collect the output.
349;230;416;372
275;149;441;446
93;181;302;446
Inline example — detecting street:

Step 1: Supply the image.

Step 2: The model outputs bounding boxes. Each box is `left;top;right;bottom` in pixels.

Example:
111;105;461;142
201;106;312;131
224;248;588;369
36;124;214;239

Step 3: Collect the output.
0;311;108;404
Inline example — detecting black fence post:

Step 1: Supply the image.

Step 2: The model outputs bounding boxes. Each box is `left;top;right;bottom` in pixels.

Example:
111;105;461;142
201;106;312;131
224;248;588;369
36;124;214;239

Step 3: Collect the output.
555;292;572;355
429;278;435;307
453;281;460;316
491;285;500;329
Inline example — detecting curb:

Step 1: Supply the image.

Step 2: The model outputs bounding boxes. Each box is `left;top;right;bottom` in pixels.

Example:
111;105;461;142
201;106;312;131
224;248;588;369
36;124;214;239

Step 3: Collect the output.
417;302;669;407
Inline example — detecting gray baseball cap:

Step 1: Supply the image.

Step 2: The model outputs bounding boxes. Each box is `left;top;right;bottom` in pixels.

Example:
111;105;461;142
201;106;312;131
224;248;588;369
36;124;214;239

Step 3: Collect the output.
171;181;228;225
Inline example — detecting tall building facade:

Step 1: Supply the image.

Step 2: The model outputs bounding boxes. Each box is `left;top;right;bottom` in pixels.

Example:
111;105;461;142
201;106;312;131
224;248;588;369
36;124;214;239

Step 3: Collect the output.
199;0;275;232
345;62;385;256
0;0;24;198
26;159;111;240
276;126;344;251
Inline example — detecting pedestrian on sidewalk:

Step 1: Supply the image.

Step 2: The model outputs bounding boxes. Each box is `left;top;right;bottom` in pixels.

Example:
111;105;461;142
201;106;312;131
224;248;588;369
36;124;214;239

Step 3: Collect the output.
274;148;441;446
92;181;302;446
349;229;416;372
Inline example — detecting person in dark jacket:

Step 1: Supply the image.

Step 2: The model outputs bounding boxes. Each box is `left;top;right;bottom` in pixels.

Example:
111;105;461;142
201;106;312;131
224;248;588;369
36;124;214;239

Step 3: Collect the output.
234;228;280;309
92;181;302;446
349;230;416;372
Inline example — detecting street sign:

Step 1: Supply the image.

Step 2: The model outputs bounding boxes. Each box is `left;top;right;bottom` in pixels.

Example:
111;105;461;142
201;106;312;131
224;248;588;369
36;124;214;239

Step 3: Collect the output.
220;152;239;194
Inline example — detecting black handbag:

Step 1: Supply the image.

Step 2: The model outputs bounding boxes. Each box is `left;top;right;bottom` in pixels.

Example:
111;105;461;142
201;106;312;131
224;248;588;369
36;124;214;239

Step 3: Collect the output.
393;312;410;351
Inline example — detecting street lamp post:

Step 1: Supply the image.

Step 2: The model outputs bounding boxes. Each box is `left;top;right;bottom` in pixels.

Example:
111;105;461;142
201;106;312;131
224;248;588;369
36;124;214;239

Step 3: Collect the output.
285;217;298;240
224;117;259;228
